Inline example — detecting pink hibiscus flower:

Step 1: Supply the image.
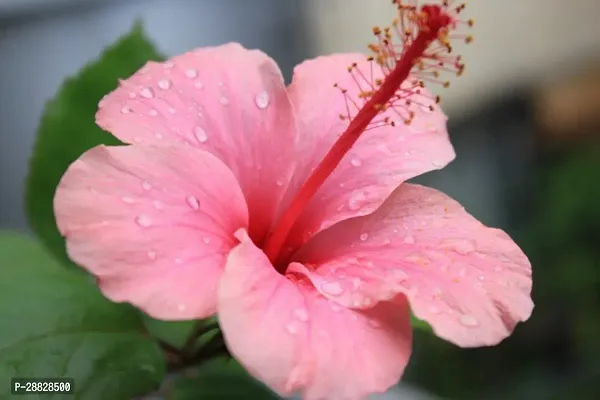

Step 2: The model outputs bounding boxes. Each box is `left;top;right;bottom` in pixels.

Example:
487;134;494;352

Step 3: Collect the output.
54;3;533;399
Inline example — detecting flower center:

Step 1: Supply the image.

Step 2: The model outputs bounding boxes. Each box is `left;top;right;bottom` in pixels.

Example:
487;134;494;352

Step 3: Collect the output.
264;1;472;270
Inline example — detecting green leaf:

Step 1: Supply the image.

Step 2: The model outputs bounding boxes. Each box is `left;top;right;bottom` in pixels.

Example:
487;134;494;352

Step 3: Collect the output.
0;232;166;399
143;316;196;349
168;358;280;400
25;22;165;265
411;313;433;333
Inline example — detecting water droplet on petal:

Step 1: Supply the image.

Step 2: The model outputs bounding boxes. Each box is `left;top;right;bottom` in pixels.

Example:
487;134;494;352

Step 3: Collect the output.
254;90;270;109
148;109;159;117
459;314;479;327
120;106;131;114
276;179;284;187
377;143;392;155
294;308;309;322
321;282;344;296
285;367;305;392
135;214;152;227
185;68;198;79
147;251;157;260
140;87;155;98
203;237;211;244
194;81;204;89
154;131;163;140
219;96;230;106
194;126;208;143
431;159;444;168
360;233;369;241
152;200;164;210
158;78;171;90
382;238;391;245
494;266;503;272
122;196;135;204
286;323;298;335
174;258;184;264
350;156;362;167
128;92;137;99
440;238;476;255
368;319;381;329
141;181;152;190
168;107;176;114
329;301;341;312
186;195;200;210
428;306;441;314
303;230;315;242
391;269;408;280
404;234;415;244
348;190;366;211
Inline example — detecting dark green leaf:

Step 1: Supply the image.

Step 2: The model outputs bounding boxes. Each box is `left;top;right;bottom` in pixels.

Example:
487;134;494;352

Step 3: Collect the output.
25;22;165;265
168;358;279;400
143;316;196;349
411;313;433;333
0;232;166;399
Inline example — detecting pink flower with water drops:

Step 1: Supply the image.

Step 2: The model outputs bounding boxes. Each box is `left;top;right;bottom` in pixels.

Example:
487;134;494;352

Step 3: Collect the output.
54;3;532;399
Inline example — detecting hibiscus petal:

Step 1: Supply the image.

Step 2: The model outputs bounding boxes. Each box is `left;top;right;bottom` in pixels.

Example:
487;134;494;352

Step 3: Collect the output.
96;43;297;241
54;145;248;320
292;184;533;347
282;53;455;248
218;230;412;400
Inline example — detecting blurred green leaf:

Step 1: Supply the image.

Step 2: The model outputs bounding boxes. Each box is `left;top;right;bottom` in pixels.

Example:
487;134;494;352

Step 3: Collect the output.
168;358;279;400
0;231;165;399
142;316;196;349
411;313;433;333
25;22;165;266
539;145;600;245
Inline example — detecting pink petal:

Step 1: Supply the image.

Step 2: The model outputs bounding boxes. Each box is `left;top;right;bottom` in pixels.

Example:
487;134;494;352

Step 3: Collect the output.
54;144;248;320
96;43;297;241
282;53;455;248
218;230;412;400
292;184;533;347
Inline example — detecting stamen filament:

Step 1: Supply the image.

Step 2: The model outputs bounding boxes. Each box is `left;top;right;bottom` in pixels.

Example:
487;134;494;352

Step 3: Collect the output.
264;28;440;267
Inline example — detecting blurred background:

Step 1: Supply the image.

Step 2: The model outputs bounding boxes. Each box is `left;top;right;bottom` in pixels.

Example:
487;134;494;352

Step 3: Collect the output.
1;0;599;398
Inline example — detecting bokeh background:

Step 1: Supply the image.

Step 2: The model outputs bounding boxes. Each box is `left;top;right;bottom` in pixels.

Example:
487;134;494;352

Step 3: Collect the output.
1;0;599;399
